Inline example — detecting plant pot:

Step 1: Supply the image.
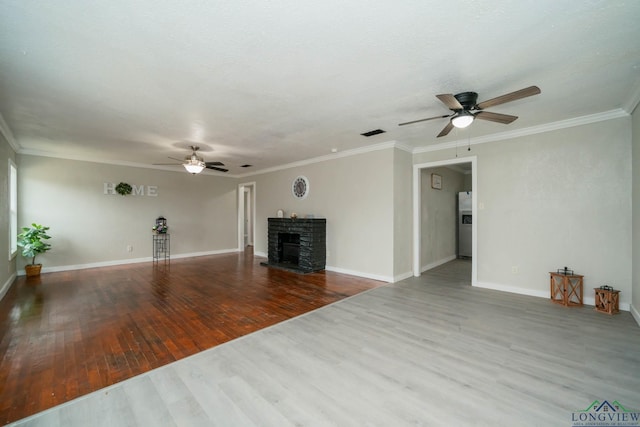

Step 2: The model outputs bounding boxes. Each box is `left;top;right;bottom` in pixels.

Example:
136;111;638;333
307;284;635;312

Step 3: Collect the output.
25;264;42;277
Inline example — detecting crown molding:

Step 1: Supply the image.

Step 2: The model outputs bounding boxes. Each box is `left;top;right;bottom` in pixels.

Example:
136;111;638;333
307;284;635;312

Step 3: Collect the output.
236;140;410;178
17;149;237;177
0;112;20;152
18;140;409;179
623;76;640;114
413;109;629;154
13;108;629;176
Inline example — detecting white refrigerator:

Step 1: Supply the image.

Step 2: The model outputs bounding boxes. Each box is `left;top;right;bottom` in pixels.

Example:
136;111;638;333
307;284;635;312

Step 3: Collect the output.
458;191;472;258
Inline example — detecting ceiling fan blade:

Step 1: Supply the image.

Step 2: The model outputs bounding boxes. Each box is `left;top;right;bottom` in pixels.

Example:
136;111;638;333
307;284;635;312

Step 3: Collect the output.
168;156;185;162
474;111;518;124
152;162;181;166
437;121;455;138
205;161;225;167
436;94;463;110
476;86;541;110
206;165;229;172
398;113;452;126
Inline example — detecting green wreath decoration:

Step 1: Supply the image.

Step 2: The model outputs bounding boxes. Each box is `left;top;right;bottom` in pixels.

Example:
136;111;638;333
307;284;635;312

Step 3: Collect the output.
115;182;132;196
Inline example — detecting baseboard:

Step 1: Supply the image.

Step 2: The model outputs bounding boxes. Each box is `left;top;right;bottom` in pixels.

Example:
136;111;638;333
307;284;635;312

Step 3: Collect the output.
631;304;640;327
475;281;631;312
421;255;457;273
17;248;239;276
224;250;391;282
475;281;549;299
35;256;153;274
255;254;392;283
0;272;16;301
171;248;239;260
325;265;391;283
394;271;414;283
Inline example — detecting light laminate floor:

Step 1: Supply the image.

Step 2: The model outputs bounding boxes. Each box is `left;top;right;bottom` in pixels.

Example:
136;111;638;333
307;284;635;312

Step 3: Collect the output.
10;259;640;426
0;248;384;423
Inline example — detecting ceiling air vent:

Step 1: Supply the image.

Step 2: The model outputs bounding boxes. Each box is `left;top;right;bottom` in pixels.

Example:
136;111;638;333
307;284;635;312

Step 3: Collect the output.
360;129;386;137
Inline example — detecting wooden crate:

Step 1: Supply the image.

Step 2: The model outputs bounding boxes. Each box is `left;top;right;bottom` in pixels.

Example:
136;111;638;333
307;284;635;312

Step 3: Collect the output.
594;288;620;315
550;272;583;307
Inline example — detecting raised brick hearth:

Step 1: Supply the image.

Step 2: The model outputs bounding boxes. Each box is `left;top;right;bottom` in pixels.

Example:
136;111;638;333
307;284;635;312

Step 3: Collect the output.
265;218;326;273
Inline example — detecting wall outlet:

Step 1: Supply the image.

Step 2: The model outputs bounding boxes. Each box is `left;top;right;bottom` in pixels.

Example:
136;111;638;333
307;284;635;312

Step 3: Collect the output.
127;245;133;253
511;266;519;274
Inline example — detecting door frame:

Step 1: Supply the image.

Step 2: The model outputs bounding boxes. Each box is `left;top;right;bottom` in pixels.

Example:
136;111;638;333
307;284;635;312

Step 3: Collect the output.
237;181;256;250
412;156;477;285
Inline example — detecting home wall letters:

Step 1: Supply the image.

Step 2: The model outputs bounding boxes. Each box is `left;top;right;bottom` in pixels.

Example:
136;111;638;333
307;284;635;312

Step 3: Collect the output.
103;183;158;196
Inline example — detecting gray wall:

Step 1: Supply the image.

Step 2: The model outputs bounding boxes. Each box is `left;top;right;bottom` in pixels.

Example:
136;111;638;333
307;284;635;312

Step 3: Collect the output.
414;117;633;308
420;166;469;271
251;148;396;281
632;104;640;321
16;155;239;271
0;135;17;298
393;148;413;280
9;147;407;283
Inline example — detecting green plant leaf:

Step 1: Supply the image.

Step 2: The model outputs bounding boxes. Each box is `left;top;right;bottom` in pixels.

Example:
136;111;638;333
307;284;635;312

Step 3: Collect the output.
17;223;52;265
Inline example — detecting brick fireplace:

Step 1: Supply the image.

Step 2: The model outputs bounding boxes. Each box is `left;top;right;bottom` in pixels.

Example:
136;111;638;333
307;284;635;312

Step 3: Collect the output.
265;218;326;273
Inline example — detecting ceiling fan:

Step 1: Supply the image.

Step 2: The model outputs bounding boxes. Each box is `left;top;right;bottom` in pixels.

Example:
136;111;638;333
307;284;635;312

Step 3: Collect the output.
399;85;541;137
154;145;228;174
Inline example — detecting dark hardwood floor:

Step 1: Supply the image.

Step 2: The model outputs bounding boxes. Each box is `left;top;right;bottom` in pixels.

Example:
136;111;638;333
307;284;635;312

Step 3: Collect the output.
0;249;385;425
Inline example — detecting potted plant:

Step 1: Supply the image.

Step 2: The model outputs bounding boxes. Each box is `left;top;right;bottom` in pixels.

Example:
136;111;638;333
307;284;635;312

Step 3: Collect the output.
17;223;52;277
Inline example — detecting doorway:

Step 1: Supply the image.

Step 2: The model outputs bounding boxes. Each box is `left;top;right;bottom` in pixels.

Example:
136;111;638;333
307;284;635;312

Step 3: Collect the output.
238;182;256;250
412;156;477;285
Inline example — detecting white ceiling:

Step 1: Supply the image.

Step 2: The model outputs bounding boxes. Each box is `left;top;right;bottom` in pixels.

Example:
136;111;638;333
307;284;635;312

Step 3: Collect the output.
1;1;639;175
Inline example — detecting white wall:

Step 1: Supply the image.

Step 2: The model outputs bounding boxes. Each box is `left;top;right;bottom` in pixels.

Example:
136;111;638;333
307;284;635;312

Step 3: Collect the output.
8;146;417;284
17;155;238;272
252;148;395;281
632;104;640;322
393;148;413;281
0;134;17;297
414;117;633;308
420;166;467;271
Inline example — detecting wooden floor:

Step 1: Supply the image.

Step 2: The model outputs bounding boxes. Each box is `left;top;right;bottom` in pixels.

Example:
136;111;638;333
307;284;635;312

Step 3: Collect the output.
0;249;385;425
5;258;640;426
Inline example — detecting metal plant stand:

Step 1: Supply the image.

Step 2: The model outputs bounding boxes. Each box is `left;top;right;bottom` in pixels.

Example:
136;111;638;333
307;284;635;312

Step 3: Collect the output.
153;234;170;262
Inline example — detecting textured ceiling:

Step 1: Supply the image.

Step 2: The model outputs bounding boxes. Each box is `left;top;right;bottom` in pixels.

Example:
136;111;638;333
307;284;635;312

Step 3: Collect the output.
1;1;639;175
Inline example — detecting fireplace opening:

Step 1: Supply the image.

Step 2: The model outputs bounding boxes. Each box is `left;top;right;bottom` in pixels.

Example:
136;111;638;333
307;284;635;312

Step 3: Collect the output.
278;233;300;265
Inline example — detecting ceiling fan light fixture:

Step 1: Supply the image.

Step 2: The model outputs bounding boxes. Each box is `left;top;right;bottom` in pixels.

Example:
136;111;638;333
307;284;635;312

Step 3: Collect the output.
451;111;474;129
182;145;206;174
183;159;205;174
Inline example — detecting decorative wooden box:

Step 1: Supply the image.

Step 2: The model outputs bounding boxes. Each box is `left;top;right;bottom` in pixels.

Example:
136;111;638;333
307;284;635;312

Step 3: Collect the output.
550;271;583;307
594;287;620;315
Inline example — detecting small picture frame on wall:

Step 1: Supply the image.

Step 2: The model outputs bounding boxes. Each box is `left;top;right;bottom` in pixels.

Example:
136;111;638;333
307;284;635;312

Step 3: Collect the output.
431;173;442;190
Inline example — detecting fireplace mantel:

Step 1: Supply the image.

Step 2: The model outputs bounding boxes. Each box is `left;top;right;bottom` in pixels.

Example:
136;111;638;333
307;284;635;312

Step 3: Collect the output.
265;218;326;273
